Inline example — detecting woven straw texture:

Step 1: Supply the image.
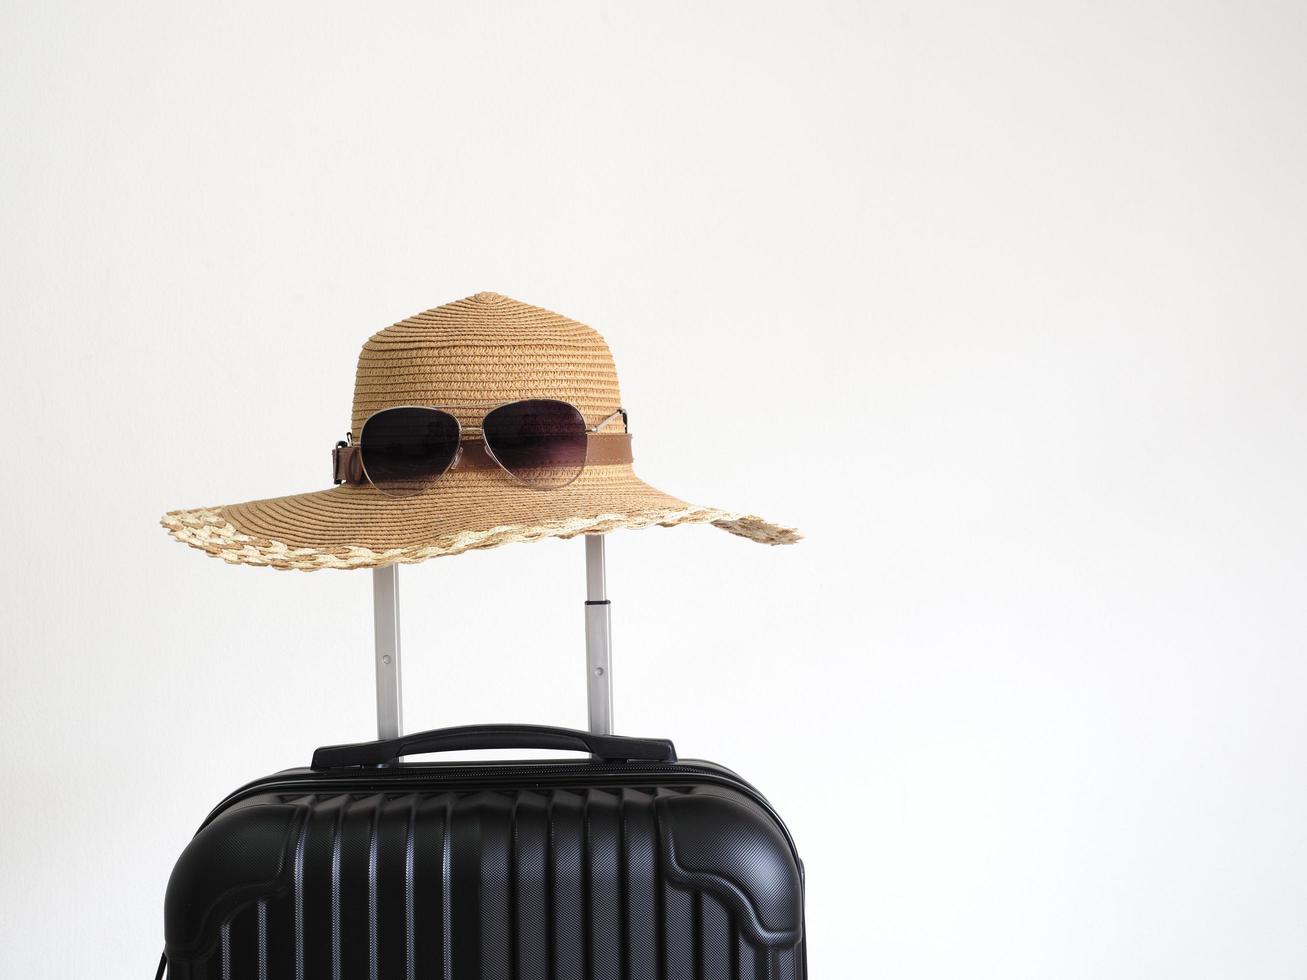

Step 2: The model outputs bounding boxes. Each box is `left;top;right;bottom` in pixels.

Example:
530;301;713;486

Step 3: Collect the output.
162;292;799;571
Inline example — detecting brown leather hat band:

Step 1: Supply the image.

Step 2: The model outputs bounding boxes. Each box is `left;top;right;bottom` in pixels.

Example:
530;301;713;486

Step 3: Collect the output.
333;444;365;484
334;434;633;486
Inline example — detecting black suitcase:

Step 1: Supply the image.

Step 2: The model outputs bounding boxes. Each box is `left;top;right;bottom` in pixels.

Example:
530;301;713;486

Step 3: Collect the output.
159;542;805;978
161;723;805;979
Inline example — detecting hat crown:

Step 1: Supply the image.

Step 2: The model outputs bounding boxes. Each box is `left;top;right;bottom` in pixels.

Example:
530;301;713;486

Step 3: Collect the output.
351;293;622;436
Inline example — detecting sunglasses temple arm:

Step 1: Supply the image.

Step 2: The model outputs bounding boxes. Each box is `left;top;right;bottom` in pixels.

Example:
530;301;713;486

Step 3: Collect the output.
589;408;628;433
373;565;403;743
584;534;614;740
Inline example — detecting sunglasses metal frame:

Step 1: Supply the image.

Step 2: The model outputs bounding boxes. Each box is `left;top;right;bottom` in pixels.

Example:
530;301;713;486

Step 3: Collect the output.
336;400;629;496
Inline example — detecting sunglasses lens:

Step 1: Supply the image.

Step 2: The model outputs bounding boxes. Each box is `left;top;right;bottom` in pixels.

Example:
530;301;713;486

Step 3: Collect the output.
360;408;461;497
482;399;588;489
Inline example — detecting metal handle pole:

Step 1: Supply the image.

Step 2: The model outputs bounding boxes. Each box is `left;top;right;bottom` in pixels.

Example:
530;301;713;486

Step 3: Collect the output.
373;564;403;741
375;549;601;743
585;534;613;735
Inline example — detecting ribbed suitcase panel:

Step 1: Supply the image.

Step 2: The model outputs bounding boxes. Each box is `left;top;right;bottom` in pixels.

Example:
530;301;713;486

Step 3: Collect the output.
171;786;803;980
513;791;550;980
620;787;661;980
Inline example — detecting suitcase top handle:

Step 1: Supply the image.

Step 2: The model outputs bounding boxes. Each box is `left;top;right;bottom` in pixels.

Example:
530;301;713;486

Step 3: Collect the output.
311;723;678;769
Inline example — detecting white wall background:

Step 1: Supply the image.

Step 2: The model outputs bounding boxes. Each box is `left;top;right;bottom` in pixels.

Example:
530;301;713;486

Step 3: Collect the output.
2;1;1305;977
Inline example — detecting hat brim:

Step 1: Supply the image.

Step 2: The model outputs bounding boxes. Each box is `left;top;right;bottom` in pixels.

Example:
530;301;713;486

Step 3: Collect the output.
161;462;798;571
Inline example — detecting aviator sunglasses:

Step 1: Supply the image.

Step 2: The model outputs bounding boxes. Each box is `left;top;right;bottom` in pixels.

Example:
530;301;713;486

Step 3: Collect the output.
332;399;629;497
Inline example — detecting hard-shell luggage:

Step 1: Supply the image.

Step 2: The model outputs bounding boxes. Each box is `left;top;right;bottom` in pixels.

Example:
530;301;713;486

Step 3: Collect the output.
158;539;806;978
162;724;806;979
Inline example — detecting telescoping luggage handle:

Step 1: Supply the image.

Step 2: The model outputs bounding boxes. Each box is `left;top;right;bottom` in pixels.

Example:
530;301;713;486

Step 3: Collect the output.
371;535;615;747
311;723;677;769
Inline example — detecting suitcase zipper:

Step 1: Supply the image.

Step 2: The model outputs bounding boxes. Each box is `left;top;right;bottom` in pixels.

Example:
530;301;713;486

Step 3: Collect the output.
195;761;798;861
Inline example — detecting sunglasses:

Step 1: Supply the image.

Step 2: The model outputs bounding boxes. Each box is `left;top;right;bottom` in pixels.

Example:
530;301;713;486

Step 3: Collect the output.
333;399;629;497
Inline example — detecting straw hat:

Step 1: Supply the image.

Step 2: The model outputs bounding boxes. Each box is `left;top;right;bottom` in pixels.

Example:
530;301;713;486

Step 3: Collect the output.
161;292;798;571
